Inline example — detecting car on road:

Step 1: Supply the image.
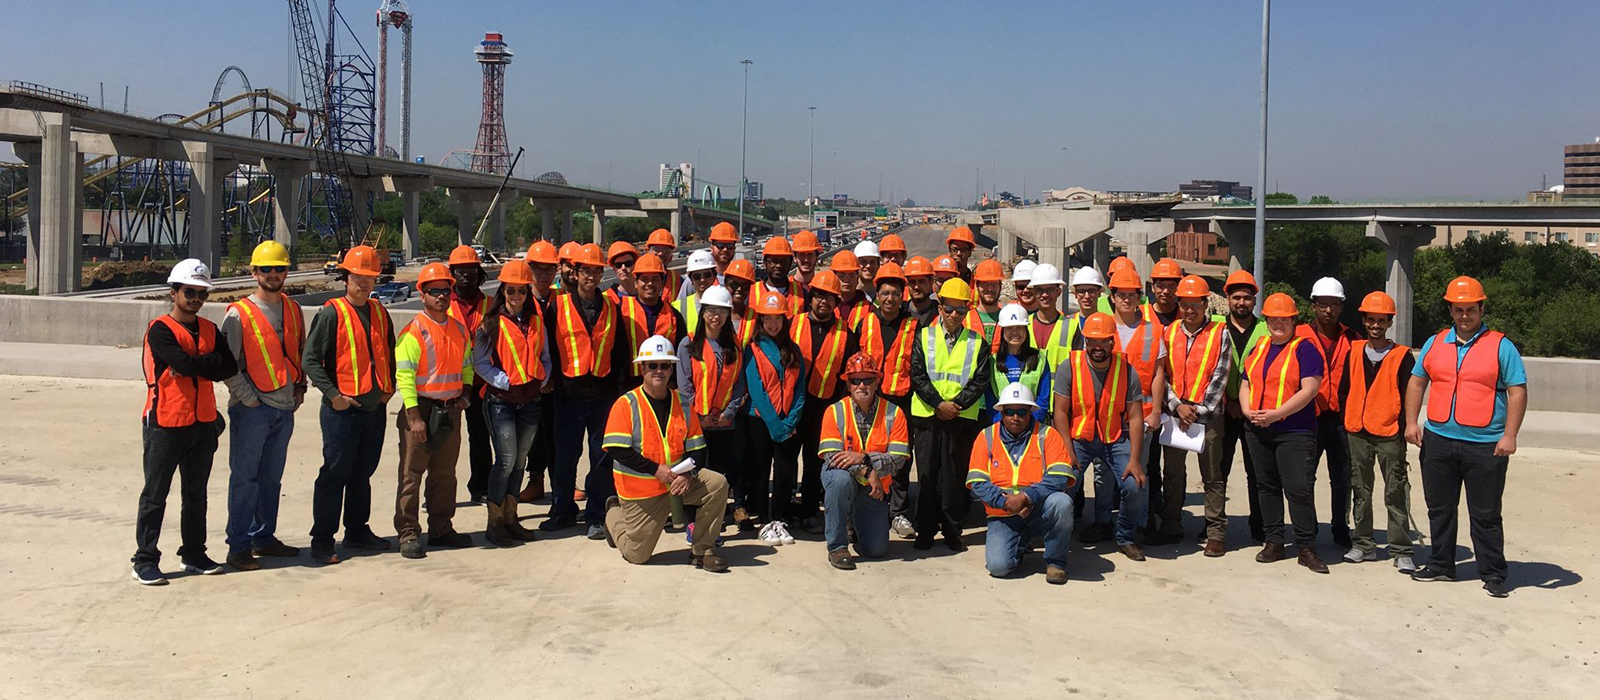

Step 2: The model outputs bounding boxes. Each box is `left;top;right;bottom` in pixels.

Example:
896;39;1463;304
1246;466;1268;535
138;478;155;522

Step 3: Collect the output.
373;281;412;306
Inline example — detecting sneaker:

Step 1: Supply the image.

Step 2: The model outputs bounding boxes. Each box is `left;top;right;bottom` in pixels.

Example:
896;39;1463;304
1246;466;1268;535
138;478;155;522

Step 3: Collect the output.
1393;555;1417;574
309;544;341;565
1344;548;1378;563
758;522;784;546
686;523;695;545
227;551;260;572
586;524;608;541
429;531;474;549
1046;565;1069;585
131;563;168;586
252;540;300;558
775;521;796;545
891;515;916;539
1484;579;1510;598
181;555;224;575
1410;565;1454;582
342;530;391;551
539;514;578;532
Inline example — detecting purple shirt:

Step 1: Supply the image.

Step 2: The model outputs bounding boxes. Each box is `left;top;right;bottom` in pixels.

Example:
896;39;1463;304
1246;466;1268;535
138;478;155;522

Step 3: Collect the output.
1258;340;1324;433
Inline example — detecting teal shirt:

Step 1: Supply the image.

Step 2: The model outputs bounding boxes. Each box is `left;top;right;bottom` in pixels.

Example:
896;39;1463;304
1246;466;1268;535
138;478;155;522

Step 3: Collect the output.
1411;326;1526;443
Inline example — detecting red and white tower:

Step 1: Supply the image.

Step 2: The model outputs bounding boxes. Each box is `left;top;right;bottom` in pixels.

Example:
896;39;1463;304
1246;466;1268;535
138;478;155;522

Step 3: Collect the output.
471;32;513;174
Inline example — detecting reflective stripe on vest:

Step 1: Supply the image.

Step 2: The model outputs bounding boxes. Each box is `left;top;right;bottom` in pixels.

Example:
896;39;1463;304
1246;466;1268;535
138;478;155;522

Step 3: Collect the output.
991;351;1048;401
494;314;548;387
837;297;871;332
449;294;492;335
676;292;701;336
735;314;757;348
1343;340;1409;437
690;339;741;416
553;293;617;378
1028;311;1069;368
231;296;304;392
819;397;908;490
1115;318;1164;418
790;314;849;398
1244;336;1307;412
604;387;705;500
1297;323;1352;413
911;323;983;420
619;297;678;376
1422;328;1504;429
751;341;800;418
754;281;804;317
966;424;1073;518
326;297;393;396
142;315;220;428
1165;320;1225;404
403;314;469;399
859;311;918;396
1067;350;1128;443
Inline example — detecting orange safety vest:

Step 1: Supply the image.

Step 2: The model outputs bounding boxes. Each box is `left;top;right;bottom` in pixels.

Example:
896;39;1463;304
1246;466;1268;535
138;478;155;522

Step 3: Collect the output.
858;311;919;397
962;307;990;346
689;339;742;416
230;296;304;392
1065;350;1129;443
1297;323;1353;413
818;396;909;491
142;315;220;428
325;297;394;396
734;313;757;348
966;422;1075;517
754;280;805;317
791;313;850;398
1343;340;1409;437
1422;328;1504;429
618;296;680;374
1114;317;1165;419
603;386;705;500
552;292;618;378
1165;320;1226;405
401;313;470;400
449;294;493;336
837;295;872;331
751;340;801;418
1244;336;1309;412
493;313;549;387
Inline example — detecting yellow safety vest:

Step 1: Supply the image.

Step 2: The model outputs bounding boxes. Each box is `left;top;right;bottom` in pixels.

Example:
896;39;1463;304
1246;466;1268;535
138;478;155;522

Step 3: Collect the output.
911;323;984;420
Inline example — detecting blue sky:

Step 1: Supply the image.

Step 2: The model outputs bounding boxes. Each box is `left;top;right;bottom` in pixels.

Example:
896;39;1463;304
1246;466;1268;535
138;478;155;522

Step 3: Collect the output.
4;0;1597;204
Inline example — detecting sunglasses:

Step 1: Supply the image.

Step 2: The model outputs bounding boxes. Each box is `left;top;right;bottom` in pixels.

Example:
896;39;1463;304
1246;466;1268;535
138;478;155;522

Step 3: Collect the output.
256;266;287;274
179;288;209;301
503;286;529;296
725;281;751;292
712;242;736;250
1001;407;1031;417
642;362;674;373
612;258;635;269
847;376;876;386
690;271;716;281
941;305;969;315
422;287;452;298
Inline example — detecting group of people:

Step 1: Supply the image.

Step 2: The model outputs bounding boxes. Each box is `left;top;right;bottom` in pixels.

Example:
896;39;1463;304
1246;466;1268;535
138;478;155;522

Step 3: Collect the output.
133;222;1527;596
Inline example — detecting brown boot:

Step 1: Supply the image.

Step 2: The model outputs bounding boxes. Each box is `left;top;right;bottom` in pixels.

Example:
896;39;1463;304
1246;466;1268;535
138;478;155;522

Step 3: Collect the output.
1203;539;1227;558
484;501;514;547
1255;542;1287;563
1298;548;1330;574
502;496;537;542
692;552;729;573
517;480;545;502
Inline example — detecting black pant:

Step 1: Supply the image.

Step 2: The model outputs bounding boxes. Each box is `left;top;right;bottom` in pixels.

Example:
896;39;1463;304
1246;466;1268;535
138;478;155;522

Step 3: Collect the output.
1314;411;1353;547
912;417;979;538
133;422;217;566
1245;428;1318;547
698;419;743;518
464;389;494;498
1221;410;1266;540
523;392;556;487
310;404;388;546
1420;430;1508;581
797;398;831;516
882;393;914;520
744;420;803;523
1144;431;1165;531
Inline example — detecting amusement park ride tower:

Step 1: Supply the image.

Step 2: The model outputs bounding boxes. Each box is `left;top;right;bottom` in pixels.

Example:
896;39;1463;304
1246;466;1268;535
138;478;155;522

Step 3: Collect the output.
471;33;513;174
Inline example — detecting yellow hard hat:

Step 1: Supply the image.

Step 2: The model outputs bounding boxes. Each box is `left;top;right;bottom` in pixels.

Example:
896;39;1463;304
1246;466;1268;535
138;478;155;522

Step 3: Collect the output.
938;277;973;303
250;240;291;267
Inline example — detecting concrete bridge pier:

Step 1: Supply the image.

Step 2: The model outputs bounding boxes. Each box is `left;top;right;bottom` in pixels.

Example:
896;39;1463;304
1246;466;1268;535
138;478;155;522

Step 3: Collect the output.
487;201;505;251
260;159;310;265
1090;233;1110;274
540;207;554;241
560;207;574;243
24;114;83;294
996;225;1017;264
347;178;375;249
670;208;683;244
1106;218;1173;281
17;143;41;290
183;141;235;274
449;188;511;248
451;191;475;246
402;192;421;259
1368;222;1431;346
591;205;607;248
1210;219;1254;274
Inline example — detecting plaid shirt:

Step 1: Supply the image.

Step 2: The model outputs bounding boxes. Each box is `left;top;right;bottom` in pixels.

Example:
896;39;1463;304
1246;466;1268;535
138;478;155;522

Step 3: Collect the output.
1164;321;1233;422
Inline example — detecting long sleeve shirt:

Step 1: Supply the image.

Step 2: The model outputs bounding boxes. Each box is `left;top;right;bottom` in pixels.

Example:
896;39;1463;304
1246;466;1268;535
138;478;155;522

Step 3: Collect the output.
302;300;395;411
675;336;748;429
1164;323;1235;423
394;316;475;409
968;423;1075;512
472;309;552;404
220;293;305;410
852;401;908;480
909;324;993;420
743;336;806;441
146;317;238;384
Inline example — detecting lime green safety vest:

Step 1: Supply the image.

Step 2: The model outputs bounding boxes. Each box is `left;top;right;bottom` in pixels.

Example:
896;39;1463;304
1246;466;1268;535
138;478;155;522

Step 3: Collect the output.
675;292;701;336
912;323;985;420
990;351;1049;400
1225;317;1269;399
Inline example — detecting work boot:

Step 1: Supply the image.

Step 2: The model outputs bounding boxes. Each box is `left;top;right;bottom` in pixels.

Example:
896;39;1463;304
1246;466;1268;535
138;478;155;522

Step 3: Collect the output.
1298;548;1330;574
484;501;514;547
691;552;729;573
252;540;300;558
227;551;260;572
1203;539;1227;558
342;529;391;551
1046;565;1069;585
518;480;546;503
1117;543;1146;562
828;549;856;571
399;537;425;559
1255;542;1287;563
502;497;538;542
429;530;473;549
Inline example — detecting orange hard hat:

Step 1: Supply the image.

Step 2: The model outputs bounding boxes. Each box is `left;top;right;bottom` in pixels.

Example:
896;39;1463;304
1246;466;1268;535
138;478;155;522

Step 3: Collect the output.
791;230;821;253
1108;268;1142;291
1358;290;1397;315
1151;257;1184;280
646;228;676;248
448;244;481;267
874;262;907;285
633;253;666;276
810;270;843;296
1262;292;1298;318
1223;269;1259;293
416;262;455;291
830;250;860;273
1175;274;1210;299
879;234;906;253
574;243;606;268
1442;275;1486;303
763;236;794;258
1108;257;1134;275
338;245;383;276
724;258;756;283
558;241;581;262
904;256;934;278
843;351;880;379
946;226;976;247
933;255;958;277
973;259;1005;283
754;290;789;316
498;259;534;286
709;222;738;243
607;240;639;265
526;240;559;265
1080;312;1117;340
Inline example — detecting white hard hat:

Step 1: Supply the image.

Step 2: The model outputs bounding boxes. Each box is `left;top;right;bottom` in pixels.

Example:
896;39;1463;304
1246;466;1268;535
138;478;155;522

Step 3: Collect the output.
997;303;1029;328
700;285;733;309
632;335;679;364
1070;266;1105;288
687;250;717;273
994;382;1037;409
1310;276;1345;300
1010;259;1037;284
853;240;880;259
1029;263;1063;287
167;258;215;289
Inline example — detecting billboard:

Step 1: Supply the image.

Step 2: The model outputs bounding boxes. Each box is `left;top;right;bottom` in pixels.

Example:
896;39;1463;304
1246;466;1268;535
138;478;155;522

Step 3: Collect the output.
832;193;848;205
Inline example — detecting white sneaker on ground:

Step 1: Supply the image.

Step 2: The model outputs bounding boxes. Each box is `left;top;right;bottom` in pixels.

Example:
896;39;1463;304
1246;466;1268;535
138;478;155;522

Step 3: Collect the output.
1344;548;1377;563
775;521;796;545
759;522;784;546
1393;555;1416;573
891;515;916;539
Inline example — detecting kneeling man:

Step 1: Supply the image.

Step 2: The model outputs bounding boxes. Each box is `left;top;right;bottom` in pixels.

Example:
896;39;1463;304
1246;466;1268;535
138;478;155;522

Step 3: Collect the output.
968;383;1079;584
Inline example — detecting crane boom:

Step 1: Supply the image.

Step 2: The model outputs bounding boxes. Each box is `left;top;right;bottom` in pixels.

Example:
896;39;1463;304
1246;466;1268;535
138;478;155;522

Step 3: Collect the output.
287;0;356;246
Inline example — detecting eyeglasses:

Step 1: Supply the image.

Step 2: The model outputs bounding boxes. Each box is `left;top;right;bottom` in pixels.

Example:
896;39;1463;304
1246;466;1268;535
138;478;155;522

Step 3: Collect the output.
256;266;287;274
422;287;452;298
690;271;716;281
941;305;969;315
1111;291;1141;301
179;288;209;301
504;286;529;296
642;362;674;373
1001;407;1031;417
725;281;750;292
847;376;876;386
612;258;635;269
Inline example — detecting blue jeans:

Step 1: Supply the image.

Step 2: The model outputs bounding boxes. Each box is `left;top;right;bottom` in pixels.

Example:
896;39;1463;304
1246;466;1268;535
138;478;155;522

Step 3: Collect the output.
226;402;295;554
821;467;890;556
485;396;541;503
1077;437;1147;546
985;491;1075;576
310;404;387;546
551;396;614;524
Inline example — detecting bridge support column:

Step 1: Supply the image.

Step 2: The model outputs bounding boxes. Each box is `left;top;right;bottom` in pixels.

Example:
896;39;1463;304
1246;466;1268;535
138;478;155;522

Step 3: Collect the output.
453;193;476;246
541;207;554;241
1368;222;1431;346
35;115;82;295
1108;218;1171;281
1090;233;1110;274
1211;220;1254;274
997;225;1016;265
488;200;506;251
260;159;310;265
18;144;42;290
591;206;607;248
348;179;374;246
184;142;233;273
1036;227;1067;271
670;208;682;243
560;207;574;243
402;191;421;260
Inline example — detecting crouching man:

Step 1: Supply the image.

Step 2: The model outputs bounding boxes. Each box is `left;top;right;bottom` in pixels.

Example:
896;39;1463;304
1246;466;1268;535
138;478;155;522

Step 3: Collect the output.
968;383;1079;584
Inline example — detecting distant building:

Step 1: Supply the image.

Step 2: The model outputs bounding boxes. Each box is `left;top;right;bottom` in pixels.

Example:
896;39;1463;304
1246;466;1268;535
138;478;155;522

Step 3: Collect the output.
1431;225;1600;257
658;163;694;196
1563;142;1600;197
1167;222;1231;265
743;180;763;201
1179;179;1253;201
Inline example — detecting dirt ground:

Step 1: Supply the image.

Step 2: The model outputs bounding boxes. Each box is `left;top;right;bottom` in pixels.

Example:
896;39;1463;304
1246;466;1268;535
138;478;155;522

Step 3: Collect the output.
0;374;1594;699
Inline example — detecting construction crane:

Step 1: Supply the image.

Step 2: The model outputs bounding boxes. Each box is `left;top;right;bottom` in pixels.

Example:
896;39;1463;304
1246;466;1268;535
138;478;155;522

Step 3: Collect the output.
287;0;356;246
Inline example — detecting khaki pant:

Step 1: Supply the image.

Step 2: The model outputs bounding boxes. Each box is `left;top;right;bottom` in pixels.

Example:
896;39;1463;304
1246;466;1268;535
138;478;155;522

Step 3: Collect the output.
394;399;462;540
1173;418;1229;541
1348;431;1414;556
605;470;729;563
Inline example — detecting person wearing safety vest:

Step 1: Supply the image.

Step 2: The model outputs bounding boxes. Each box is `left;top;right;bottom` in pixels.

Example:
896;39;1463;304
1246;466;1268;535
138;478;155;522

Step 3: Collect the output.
1160;275;1235;555
989;303;1053;425
131;259;238;586
1025;263;1068;368
446;246;496;507
1219;269;1271;544
904;255;940;327
599;335;730;573
792;270;861;533
700;221;739;294
302;245;396;565
1403;276;1526;598
754;236;806;318
818;351;911;570
1107;268;1170;541
879;233;907;267
946;226;977;283
1241;293;1329;574
790;229;822;295
1336;291;1417;572
1051;312;1149;561
519;239;562;504
618;253;687;389
555;241;582;293
722;258;759;347
674;250;719;335
970;259;1006;341
1010;259;1039;313
1094;257;1137;315
857;262;920;539
219;241;306;572
470;260;550;547
830;250;873;331
743;290;808;545
1065;266;1104;352
393;263;476;559
644;227;683;299
1296;276;1361;552
675;285;748;540
1145;258;1184;326
602;240;639;305
968;382;1079;584
853;240;881;301
543;243;632;540
909;278;993;552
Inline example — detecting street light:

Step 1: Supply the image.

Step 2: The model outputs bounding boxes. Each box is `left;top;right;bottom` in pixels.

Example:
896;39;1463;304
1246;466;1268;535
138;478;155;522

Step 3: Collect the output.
738;59;752;239
808;106;817;227
1254;0;1270;305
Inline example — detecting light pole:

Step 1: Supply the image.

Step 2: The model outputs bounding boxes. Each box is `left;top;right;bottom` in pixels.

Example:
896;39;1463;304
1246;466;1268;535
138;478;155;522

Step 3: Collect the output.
738;59;752;238
831;148;838;204
808;106;817;227
1254;0;1270;306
